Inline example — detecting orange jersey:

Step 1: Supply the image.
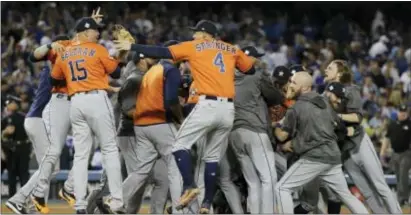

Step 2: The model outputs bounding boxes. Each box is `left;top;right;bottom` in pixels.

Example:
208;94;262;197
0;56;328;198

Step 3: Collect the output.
134;62;178;126
47;40;72;94
51;41;119;96
186;81;199;104
168;39;254;98
269;99;295;123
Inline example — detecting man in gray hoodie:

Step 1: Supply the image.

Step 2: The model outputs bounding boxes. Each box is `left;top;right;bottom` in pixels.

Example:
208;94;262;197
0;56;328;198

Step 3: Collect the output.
274;72;369;214
229;46;283;214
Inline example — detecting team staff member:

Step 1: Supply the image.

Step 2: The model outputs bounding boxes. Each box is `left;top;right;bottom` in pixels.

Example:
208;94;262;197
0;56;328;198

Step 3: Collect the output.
274;72;369;214
1;97;30;198
51;17;124;214
114;20;255;213
381;104;411;206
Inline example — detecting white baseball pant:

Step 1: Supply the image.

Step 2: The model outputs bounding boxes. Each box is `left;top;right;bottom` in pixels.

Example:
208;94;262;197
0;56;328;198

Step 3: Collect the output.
70;90;123;211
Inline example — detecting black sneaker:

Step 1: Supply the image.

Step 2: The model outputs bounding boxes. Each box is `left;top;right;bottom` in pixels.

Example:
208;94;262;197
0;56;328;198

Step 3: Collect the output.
31;195;50;214
76;209;87;214
6;201;27;214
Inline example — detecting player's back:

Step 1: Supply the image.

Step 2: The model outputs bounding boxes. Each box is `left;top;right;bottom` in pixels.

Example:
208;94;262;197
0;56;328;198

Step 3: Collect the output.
54;41;118;95
169;39;253;98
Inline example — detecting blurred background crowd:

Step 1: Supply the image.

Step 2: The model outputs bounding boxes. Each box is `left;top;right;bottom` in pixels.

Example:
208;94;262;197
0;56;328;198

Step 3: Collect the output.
1;1;411;191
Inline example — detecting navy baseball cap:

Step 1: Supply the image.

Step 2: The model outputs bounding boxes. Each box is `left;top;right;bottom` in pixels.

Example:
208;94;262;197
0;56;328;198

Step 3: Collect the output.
399;104;408;112
272;66;292;85
5;95;21;105
74;17;101;32
242;46;265;58
289;64;307;75
326;82;346;99
189;20;218;36
53;35;70;42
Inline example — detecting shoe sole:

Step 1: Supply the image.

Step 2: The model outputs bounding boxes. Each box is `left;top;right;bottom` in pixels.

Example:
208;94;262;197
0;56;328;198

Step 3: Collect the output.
6;202;24;214
31;197;50;214
176;189;200;210
59;189;75;207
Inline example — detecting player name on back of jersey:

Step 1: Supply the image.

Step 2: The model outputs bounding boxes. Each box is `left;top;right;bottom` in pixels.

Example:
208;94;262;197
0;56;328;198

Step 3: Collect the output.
195;41;236;54
60;47;97;61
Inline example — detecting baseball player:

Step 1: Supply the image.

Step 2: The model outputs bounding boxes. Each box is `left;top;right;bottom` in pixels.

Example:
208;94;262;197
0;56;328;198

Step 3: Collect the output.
5;35;75;215
228;46;283;214
322;59;402;213
119;40;185;214
51;17;125;214
114;19;255;213
274;72;369;214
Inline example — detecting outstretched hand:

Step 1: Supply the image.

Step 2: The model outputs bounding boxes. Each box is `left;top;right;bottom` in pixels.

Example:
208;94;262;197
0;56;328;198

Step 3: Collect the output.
91;7;103;24
114;40;132;52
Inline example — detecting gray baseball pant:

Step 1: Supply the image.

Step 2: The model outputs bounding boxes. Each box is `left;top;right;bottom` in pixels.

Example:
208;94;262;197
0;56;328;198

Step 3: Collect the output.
118;135;170;213
70;90;123;211
122;123;183;214
230;128;277;214
344;134;402;213
275;158;369;214
391;149;411;203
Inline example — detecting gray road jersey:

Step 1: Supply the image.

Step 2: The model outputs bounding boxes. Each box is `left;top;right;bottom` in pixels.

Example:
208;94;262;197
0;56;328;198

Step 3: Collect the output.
282;92;341;164
233;71;283;134
117;62;144;136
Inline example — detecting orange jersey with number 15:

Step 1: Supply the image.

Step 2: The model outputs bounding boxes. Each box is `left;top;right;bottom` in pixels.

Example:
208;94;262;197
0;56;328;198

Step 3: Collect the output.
168;39;254;98
51;41;119;96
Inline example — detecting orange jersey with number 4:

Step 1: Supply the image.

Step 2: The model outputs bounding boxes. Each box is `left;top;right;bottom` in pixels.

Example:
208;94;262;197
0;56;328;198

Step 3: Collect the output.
51;41;119;96
168;39;254;98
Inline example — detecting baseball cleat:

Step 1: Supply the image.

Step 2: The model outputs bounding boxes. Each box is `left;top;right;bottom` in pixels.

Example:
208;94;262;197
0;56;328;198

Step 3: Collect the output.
5;201;27;214
166;205;173;214
76;209;87;214
199;201;211;214
176;188;200;210
59;188;76;207
31;195;50;214
102;197;126;214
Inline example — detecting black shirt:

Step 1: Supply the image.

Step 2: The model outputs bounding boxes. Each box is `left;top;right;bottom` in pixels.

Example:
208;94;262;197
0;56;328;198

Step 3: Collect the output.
1;111;28;145
386;117;411;153
117;64;144;137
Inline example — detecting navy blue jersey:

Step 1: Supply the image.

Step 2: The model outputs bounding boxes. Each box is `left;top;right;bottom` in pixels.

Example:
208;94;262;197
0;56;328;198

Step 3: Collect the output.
26;67;52;118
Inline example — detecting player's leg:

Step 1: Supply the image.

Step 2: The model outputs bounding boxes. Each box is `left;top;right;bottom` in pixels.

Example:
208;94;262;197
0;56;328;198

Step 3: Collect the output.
150;123;185;214
218;144;244;214
274;151;288;181
275;159;332;214
248;132;277;213
230;129;261;214
172;102;217;208
150;158;169;214
188;137;207;213
200;102;234;213
344;157;388;213
297;179;321;213
319;164;369;214
85;92;124;212
351;134;402;213
396;150;411;205
69;98;95;212
24;118;49;166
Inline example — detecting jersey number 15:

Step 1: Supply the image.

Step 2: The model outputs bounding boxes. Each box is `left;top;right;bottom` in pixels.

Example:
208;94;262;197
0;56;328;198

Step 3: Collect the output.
69;59;88;82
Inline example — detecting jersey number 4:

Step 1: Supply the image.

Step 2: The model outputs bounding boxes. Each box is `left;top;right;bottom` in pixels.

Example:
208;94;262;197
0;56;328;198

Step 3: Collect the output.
69;59;88;82
213;52;225;73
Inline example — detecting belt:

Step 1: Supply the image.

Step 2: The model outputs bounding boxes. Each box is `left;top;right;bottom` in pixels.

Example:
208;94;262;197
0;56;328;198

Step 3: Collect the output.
55;93;71;101
71;90;101;98
204;95;233;102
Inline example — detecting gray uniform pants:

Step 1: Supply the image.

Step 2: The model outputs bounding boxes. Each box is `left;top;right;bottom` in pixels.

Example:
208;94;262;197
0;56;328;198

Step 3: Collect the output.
118;135;169;214
9;94;74;205
345;134;402;213
391;149;411;203
230;128;277;214
70;90;123;211
122;124;182;214
275;158;369;214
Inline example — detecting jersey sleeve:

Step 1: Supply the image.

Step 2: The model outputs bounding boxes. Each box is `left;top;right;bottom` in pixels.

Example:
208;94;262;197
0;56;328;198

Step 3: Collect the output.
50;60;65;80
235;49;255;73
168;41;195;61
345;88;362;114
98;45;119;74
282;108;298;137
